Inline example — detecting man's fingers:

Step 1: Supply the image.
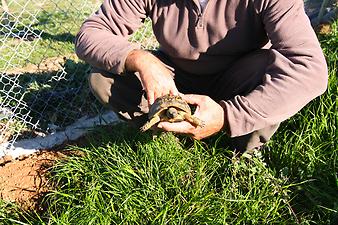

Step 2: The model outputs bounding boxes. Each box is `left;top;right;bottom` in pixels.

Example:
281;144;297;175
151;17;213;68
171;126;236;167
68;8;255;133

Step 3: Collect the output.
181;94;203;105
147;91;155;106
148;85;179;106
158;121;195;134
169;87;179;96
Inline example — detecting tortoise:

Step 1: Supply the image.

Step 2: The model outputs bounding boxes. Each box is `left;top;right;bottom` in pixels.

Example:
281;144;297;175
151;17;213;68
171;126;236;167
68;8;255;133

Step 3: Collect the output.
140;94;205;132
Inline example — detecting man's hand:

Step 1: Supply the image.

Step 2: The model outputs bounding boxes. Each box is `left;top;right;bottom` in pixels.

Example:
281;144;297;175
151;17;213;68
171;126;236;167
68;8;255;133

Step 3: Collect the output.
158;94;225;140
125;50;179;105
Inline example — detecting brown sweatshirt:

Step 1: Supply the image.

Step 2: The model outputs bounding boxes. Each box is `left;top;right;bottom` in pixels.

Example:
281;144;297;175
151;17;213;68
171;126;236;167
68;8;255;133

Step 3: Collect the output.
75;0;328;137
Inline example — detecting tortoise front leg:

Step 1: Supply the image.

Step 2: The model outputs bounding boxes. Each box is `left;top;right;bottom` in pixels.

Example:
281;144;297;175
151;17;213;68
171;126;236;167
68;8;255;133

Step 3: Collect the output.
140;115;161;132
184;114;205;128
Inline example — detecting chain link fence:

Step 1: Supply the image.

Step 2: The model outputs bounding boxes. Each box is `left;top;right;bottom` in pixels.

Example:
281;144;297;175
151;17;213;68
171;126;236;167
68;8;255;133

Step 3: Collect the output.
0;0;336;154
0;0;157;152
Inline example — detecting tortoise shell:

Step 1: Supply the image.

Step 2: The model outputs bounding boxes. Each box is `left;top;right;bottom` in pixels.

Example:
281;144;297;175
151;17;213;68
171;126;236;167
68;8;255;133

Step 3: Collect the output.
140;94;204;132
148;94;191;118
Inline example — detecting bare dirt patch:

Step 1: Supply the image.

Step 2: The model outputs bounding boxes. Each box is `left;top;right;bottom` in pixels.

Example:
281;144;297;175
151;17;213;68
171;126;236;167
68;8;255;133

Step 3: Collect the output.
0;151;66;210
0;133;89;211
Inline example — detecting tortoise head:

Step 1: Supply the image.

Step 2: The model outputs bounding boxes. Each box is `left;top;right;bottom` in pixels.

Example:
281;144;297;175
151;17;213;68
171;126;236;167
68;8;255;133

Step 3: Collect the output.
166;107;178;119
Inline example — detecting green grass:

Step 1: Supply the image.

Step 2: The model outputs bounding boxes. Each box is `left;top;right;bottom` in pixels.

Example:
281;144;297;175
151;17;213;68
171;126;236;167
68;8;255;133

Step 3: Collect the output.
0;127;297;224
0;0;96;70
0;1;156;70
46;130;298;224
0;14;337;225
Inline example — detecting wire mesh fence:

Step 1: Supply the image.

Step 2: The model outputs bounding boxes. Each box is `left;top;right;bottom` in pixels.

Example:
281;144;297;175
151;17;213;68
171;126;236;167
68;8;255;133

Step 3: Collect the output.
0;0;158;150
0;0;336;152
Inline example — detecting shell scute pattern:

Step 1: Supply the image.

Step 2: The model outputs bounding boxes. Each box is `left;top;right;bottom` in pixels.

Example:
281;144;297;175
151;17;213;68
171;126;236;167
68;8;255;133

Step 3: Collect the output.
140;94;204;132
148;95;191;118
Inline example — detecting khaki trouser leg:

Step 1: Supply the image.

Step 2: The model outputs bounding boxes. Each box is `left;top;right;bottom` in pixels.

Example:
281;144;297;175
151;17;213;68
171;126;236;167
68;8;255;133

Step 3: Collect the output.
88;68;149;127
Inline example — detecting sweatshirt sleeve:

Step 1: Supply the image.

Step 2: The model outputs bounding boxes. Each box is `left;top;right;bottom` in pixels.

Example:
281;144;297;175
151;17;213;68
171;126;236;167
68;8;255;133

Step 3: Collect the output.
220;0;328;137
75;0;149;74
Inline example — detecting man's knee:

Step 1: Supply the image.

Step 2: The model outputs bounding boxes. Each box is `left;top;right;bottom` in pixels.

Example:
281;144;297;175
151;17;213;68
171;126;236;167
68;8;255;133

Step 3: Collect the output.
88;68;148;124
88;70;114;106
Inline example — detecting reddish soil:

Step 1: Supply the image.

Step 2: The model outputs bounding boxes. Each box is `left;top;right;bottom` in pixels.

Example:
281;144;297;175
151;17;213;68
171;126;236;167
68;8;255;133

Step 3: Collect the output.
0;134;89;211
0;151;66;210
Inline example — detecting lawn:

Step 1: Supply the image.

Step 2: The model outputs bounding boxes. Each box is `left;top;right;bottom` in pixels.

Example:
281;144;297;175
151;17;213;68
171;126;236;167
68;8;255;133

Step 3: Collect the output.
0;4;337;225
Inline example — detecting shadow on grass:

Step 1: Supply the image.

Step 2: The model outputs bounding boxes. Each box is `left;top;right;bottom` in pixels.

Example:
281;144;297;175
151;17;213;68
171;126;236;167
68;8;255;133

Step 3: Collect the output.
74;123;156;149
0;21;75;43
1;59;101;139
40;32;75;43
